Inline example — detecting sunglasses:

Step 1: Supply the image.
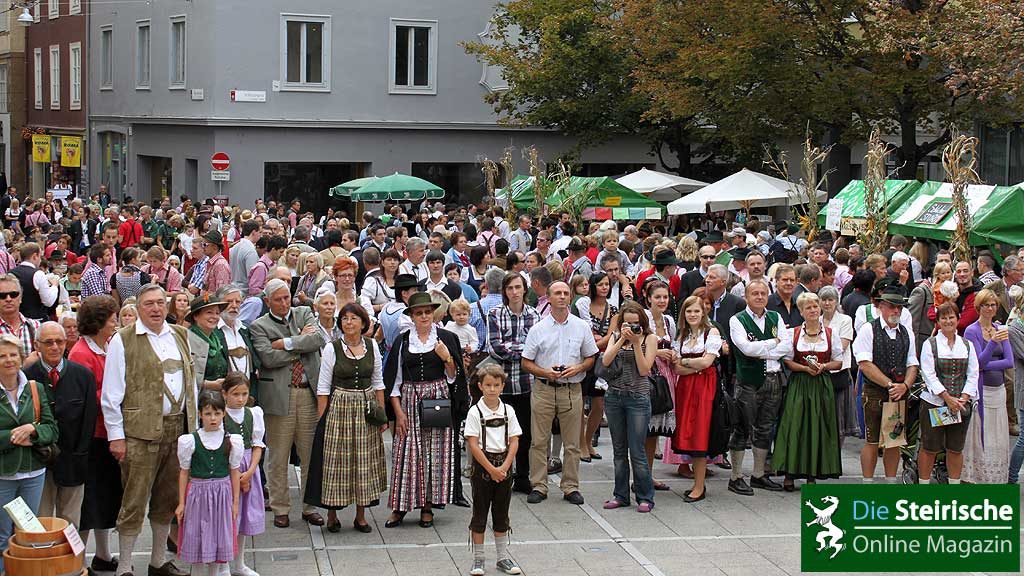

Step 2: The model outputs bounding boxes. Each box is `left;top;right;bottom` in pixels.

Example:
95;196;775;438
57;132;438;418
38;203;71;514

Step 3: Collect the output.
700;254;716;260
0;291;20;300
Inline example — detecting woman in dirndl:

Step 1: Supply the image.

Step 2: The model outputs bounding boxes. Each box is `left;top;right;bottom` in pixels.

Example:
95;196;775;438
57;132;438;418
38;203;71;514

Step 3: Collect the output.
383;292;468;529
773;292;844;490
304;302;387;533
819;286;860;445
642;279;677;491
671;296;723;502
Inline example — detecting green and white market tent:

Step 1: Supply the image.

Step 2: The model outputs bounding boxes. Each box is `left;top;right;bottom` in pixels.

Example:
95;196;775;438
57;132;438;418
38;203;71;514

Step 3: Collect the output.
817;179;923;235
888;181;1024;247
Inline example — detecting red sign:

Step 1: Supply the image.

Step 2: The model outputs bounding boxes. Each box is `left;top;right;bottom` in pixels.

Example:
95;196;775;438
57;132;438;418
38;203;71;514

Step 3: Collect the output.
211;152;230;171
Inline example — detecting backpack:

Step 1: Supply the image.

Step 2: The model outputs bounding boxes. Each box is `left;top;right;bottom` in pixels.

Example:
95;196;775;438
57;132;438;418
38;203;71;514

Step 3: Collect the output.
767;236;799;265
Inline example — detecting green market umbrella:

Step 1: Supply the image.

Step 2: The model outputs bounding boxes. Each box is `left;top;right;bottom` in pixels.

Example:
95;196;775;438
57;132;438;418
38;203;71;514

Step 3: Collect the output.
349;173;445;202
329;176;379;197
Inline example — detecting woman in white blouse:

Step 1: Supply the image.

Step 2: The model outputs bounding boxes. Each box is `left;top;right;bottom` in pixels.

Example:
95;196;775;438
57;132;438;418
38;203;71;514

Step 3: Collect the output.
642;280;677;491
918;302;979;484
361;249;401;313
773;292;844;491
819;286;859;446
304;302;387;533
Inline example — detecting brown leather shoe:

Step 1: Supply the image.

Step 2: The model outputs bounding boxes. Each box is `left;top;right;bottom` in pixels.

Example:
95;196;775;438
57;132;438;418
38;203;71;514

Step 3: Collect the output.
273;514;290;528
147;561;188;576
302;512;325;526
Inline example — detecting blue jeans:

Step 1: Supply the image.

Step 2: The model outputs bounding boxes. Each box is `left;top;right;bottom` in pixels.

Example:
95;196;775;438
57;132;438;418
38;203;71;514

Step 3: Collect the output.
1009;409;1024;483
0;473;46;571
605;389;654;505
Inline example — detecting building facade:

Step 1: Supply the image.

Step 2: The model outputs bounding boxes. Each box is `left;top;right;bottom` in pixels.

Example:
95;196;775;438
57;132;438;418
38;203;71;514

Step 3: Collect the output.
26;0;87;199
0;7;28;194
87;0;655;211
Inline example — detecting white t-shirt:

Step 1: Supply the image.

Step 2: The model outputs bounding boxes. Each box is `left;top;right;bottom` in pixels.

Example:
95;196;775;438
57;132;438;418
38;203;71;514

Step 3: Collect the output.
463;399;522;453
443;320;479;352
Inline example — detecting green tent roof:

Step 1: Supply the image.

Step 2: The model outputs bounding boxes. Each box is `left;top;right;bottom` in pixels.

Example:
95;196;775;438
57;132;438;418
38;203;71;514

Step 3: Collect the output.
816;179;922;228
502;175;662;213
349;173;444;202
887;181;1024;246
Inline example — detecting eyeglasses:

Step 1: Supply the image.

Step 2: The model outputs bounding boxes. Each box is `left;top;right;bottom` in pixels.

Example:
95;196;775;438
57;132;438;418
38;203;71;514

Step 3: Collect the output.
38;339;65;347
0;292;20;300
700;255;716;260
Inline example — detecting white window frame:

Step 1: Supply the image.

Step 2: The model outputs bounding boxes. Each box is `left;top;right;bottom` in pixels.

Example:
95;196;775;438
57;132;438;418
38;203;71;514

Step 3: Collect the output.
33;48;42;109
136;20;151;90
279;14;331;92
69;42;81;110
33;2;39;23
70;0;81;15
48;0;58;19
49;44;60;109
169;15;186;89
0;65;8;114
388;18;438;95
100;26;113;90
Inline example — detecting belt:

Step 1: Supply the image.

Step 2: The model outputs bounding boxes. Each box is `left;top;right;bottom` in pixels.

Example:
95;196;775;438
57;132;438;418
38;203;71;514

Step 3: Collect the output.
538;378;571;388
289;381;310;389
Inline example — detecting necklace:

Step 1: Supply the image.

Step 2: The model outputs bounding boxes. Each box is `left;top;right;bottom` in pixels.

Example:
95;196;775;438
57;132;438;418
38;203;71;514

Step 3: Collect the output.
803;323;822;337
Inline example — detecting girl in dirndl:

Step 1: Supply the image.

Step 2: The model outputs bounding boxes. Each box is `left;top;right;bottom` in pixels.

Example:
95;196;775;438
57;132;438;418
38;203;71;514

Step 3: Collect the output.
176;390;243;576
642;280;677;491
222;373;265;576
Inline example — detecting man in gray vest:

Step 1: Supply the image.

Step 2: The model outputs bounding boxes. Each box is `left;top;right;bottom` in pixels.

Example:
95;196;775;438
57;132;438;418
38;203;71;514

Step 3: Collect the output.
101;284;196;576
250;278;325;528
853;284;919;483
727;278;792;496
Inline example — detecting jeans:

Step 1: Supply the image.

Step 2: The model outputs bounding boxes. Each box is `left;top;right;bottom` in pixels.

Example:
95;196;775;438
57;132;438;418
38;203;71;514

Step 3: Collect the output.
1009;409;1024;483
0;472;47;571
605;389;654;505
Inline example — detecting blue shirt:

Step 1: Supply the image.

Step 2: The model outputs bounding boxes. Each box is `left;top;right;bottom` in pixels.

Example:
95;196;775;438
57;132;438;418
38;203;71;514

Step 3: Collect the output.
469;293;503;352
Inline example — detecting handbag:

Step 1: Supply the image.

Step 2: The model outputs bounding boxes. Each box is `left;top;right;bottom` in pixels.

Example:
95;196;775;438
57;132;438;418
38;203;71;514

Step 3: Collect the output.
879;400;908;449
419;398;453;428
648;371;673;415
830;369;852;391
28;380;60;467
365;397;389;427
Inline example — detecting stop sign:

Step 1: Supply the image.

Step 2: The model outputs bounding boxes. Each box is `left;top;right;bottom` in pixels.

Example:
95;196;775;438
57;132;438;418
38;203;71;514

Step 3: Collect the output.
211;152;230;171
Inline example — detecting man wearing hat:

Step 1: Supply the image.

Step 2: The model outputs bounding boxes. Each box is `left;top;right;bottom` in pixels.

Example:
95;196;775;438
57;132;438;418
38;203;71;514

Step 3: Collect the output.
201;229;231;295
185;295;230;392
635;248;681;317
379;274;421;363
704;231;732;266
853;284;919;484
249;278;326;528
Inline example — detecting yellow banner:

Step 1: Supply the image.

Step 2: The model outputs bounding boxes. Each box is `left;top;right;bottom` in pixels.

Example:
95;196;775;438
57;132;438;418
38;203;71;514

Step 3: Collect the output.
604;196;622;207
31;135;50;163
61;136;82;167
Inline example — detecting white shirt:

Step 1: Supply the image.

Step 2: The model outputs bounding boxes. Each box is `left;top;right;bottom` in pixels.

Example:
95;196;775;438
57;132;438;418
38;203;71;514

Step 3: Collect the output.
522;313;599;384
853;304;914;333
219;318;249;377
919;333;980;406
225;406;266;448
852;318;920;368
729;307;793;373
463;399;522;453
424;275;449;294
674;329;723;358
785;325;844;363
176;429;244;470
317;338;384;396
102;320;197;442
390;326;455;396
0;372;45;481
399;259;429;281
443;321;479;352
823;312;855;370
20;262;58;308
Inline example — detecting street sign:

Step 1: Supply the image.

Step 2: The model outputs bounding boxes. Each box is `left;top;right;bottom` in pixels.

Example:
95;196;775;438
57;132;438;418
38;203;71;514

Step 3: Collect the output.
230;90;267;103
211;170;230;182
211;152;230;171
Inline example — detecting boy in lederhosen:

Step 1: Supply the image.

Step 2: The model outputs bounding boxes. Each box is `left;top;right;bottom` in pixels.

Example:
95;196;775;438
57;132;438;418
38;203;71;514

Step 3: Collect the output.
465;364;523;575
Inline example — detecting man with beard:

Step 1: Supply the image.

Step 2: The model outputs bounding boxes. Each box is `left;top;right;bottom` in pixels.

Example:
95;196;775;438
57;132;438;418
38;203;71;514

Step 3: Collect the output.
217;286;258;385
954;260;984;334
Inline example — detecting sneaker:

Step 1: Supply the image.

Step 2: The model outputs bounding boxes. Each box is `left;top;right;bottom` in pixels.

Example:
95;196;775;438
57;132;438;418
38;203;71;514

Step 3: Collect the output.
470;559;486;575
547;458;562;475
526;490;547;504
750;475;783;492
496;559;522;575
728;478;754;496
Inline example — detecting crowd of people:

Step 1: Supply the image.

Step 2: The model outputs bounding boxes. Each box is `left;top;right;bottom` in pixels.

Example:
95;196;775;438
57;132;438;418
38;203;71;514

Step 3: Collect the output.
0;187;1023;576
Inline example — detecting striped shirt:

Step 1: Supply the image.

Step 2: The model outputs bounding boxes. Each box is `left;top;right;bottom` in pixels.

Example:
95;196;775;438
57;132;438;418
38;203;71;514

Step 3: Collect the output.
486;304;541;395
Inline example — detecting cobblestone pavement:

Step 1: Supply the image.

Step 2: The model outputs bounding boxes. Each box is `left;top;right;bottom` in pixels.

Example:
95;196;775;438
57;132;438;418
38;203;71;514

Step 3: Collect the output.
89;435;1023;576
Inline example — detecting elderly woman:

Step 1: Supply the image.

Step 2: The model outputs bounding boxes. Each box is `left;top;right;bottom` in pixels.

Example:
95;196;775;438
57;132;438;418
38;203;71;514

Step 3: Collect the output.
773;292;843;490
305;303;387;533
819;285;859;445
0;333;58;571
314;290;343;343
119;304;138;328
294;253;329;307
330;257;375;326
962;288;1013;483
383;292;467;528
60;312;79;356
187;296;230;391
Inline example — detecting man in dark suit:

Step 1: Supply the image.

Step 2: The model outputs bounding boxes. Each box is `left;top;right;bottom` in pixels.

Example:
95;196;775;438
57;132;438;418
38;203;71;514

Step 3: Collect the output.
792;263;822;301
768;263;803;328
679;244;718;301
0;187;16;225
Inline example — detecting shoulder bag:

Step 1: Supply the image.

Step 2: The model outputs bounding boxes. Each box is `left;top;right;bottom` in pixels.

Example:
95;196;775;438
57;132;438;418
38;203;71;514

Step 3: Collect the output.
647;340;673;415
419;398;453;428
28;380;60;467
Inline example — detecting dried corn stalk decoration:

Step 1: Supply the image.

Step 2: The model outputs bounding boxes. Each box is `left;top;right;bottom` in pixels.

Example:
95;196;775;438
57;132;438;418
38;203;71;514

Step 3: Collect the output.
763;130;832;243
549;160;594;233
860;129;895;255
526;145;546;220
501;147;517;222
942;133;980;263
481;158;499;200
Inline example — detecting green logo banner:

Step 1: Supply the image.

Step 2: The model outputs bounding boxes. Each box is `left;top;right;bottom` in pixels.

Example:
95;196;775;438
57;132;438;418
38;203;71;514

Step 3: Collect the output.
800;484;1019;572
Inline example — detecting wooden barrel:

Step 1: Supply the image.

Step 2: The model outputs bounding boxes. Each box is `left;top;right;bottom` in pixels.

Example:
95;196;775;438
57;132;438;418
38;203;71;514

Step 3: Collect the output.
2;549;83;576
13;517;69;548
5;517;83;576
6;538;73;558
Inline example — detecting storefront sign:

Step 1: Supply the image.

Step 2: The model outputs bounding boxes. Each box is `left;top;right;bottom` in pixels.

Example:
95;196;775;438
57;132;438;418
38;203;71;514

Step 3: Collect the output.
31;135;50;163
61;136;82;167
825;199;843;232
914;201;953;225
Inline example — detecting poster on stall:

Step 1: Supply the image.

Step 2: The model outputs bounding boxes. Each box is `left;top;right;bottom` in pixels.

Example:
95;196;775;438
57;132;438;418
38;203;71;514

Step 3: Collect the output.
61;137;82;167
31;135;50;163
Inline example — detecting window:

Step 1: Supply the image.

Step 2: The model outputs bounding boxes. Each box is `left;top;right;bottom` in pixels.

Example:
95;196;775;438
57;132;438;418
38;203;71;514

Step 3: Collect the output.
280;14;331;91
49;45;60;109
48;0;58;19
0;8;8;32
70;0;81;15
136;21;150;89
100;26;113;89
69;42;81;109
33;2;39;22
0;65;7;114
389;19;438;94
33;48;42;108
169;16;186;88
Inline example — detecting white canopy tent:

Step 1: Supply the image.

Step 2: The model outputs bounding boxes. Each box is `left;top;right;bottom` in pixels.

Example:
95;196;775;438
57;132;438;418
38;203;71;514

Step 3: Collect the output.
666;168;826;215
615;168;708;202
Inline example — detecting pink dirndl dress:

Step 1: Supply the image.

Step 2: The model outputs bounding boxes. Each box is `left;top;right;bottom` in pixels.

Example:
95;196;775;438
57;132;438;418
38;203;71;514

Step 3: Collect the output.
225;407;266;536
177;431;243;564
